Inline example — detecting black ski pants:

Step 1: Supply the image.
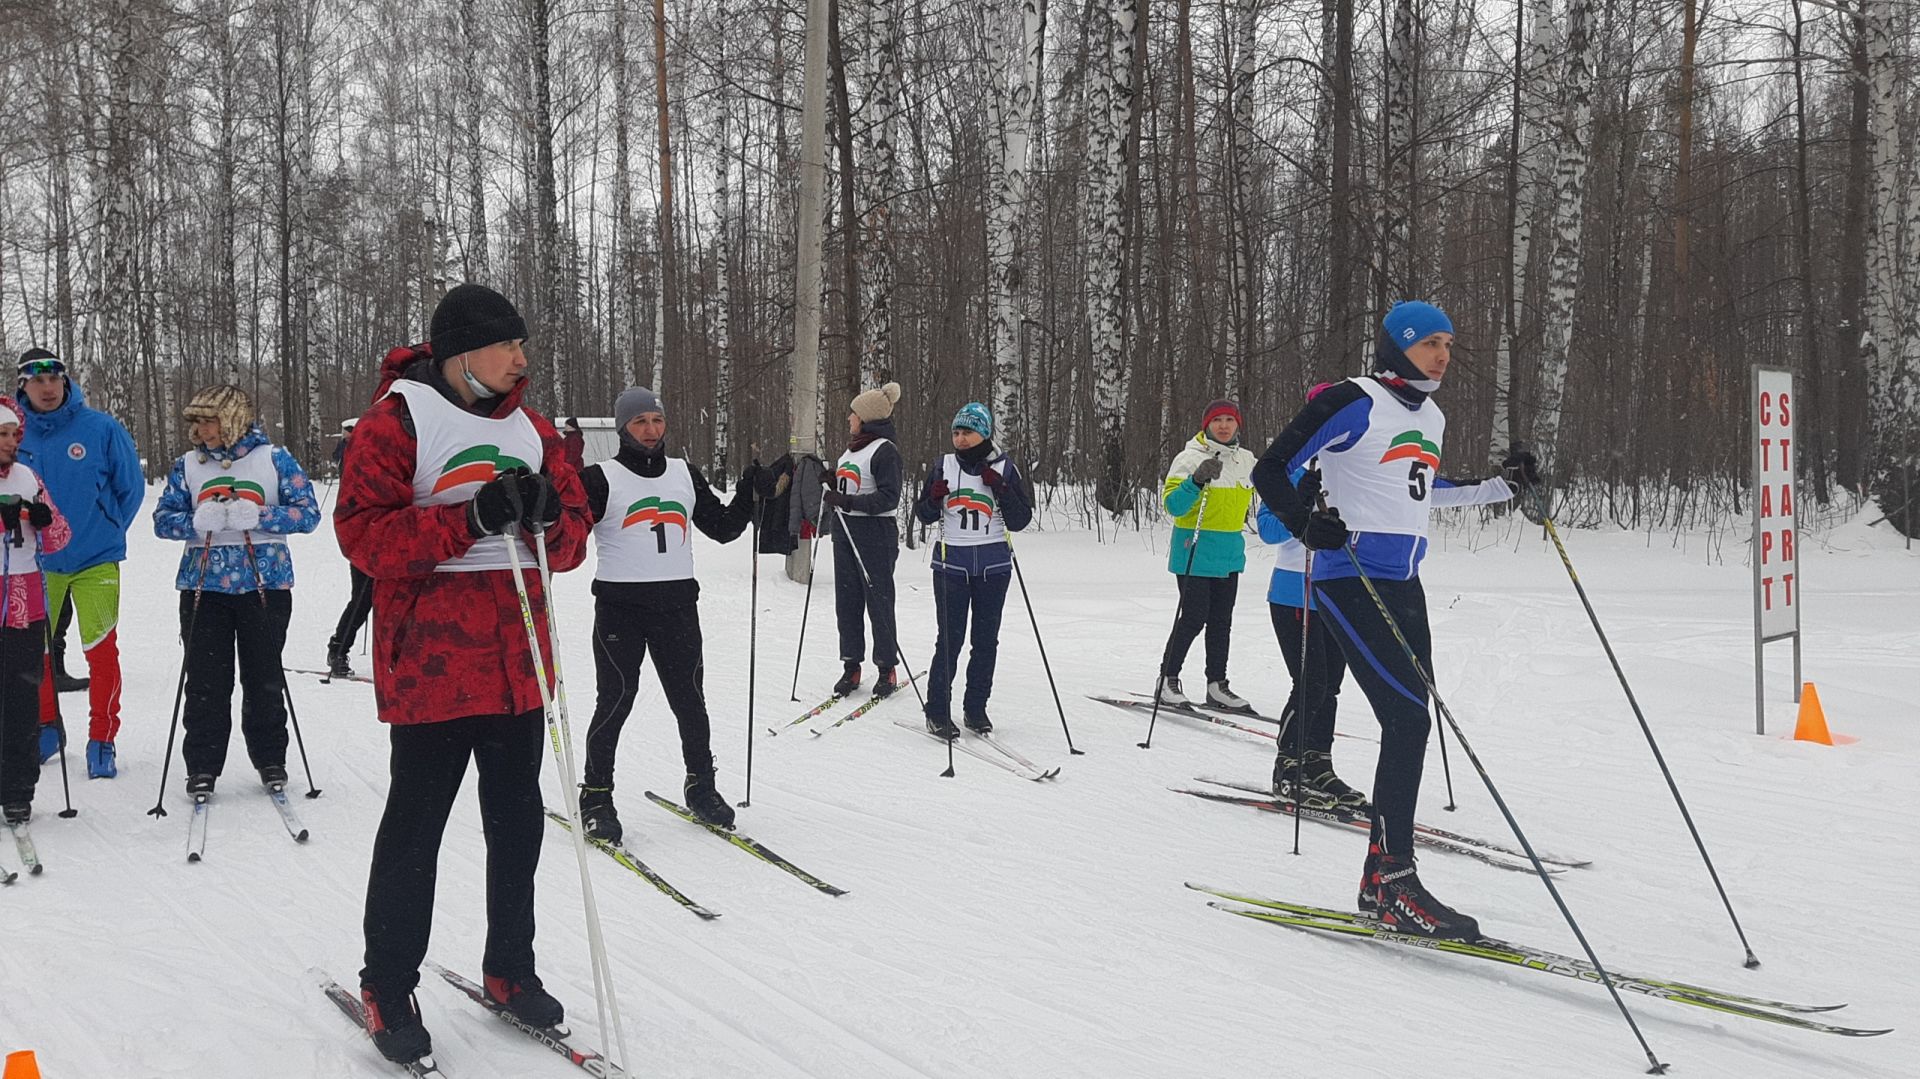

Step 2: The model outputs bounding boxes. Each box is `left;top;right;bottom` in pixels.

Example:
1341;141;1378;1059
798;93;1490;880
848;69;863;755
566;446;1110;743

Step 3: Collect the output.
1161;572;1238;684
180;590;291;779
0;622;47;809
833;516;899;670
583;597;713;787
925;567;1011;721
331;565;374;653
362;709;546;996
1313;575;1431;859
1270;602;1348;759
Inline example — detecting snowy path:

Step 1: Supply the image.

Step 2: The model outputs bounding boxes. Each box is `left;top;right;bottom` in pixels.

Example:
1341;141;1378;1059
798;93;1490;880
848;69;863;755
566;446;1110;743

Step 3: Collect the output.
0;497;1911;1077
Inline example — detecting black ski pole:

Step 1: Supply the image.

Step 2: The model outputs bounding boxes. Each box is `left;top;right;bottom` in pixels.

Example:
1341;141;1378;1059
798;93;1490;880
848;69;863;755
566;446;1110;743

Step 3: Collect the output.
29;534;78;818
1432;700;1458;811
1530;484;1759;968
1005;535;1083;755
788;456;824;701
740;481;764;808
150;534;214;818
243;532;321;799
1341;542;1669;1074
1291;545;1313;855
1141;482;1211;749
931;523;955;778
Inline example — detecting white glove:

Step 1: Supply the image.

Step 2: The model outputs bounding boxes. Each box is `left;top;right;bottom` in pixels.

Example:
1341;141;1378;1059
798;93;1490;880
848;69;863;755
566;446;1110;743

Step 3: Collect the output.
192;501;229;535
226;498;262;533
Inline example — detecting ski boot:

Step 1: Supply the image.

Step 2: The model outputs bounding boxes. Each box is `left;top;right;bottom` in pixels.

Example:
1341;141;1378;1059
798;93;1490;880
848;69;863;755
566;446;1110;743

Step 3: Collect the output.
683;770;736;829
1300;751;1367;809
1206;680;1251;711
326;637;354;679
186;773;216;797
963;712;993;735
871;668;900;699
925;710;959;741
1156;676;1189;707
1366;851;1481;941
484;973;564;1029
87;739;118;779
361;984;433;1064
578;785;622;844
3;803;29;825
37;721;63;764
259;763;289;788
832;663;862;696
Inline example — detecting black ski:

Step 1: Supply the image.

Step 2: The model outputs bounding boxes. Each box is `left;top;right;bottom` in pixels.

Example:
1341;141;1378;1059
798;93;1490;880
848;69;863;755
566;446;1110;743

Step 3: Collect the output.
545;809;719;919
1195;776;1591;868
429;963;628;1076
1170;786;1553;874
643;791;847;896
1189;887;1889;1037
315;969;446;1076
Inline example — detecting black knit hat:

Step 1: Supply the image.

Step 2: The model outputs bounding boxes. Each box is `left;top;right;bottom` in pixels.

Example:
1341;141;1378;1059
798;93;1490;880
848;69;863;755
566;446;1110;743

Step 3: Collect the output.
429;284;528;361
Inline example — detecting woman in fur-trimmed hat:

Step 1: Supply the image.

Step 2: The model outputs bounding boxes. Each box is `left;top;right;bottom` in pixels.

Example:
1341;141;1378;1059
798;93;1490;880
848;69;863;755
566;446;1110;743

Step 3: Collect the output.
821;381;905;699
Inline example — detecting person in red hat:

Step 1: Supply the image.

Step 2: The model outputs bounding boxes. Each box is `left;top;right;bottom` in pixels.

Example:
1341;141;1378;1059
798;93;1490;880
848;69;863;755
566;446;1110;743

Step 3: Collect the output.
1157;397;1260;712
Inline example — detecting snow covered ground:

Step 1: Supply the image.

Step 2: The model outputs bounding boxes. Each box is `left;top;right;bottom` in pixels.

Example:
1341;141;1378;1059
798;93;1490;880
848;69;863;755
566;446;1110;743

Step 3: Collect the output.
1;489;1913;1078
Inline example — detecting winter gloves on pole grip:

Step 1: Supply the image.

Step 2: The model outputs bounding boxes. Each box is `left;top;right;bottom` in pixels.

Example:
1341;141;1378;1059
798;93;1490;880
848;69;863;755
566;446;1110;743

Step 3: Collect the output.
1189;456;1224;487
1301;508;1350;551
1501;443;1542;489
188;497;260;536
466;467;560;538
0;499;51;544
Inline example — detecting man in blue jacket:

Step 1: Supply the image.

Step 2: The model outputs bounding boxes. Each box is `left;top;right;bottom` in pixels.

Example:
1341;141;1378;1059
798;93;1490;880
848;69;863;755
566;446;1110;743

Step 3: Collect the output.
17;349;144;778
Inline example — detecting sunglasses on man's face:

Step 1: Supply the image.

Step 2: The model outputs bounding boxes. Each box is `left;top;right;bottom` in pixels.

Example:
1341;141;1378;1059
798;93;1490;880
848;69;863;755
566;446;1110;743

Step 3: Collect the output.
19;361;63;377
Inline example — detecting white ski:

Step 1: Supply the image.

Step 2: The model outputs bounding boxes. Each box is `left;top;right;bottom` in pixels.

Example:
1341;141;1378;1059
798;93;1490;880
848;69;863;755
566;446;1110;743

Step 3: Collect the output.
5;821;39;876
891;718;1056;781
266;782;310;843
186;793;210;863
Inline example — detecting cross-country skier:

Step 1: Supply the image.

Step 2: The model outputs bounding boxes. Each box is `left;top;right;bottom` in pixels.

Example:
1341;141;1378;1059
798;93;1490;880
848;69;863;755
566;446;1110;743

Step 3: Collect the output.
326;419;372;678
16;348;144;777
911;402;1032;739
1251;301;1538;940
150;385;319;796
1158;399;1260;710
335;283;589;1065
574;386;766;841
0;396;70;827
823;381;904;699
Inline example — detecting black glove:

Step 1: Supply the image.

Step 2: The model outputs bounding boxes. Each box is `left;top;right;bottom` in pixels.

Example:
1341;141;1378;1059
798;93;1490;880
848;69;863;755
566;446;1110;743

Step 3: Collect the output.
517;471;562;533
821;490;852;510
468;470;524;537
1501;444;1542;488
978;465;1003;491
25;500;53;529
1190;456;1224;487
1301;507;1350;551
0;502;19;533
1295;466;1324;510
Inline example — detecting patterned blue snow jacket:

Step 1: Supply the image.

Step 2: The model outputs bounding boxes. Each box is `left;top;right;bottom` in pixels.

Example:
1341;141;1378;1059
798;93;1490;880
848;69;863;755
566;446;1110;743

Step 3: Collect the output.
16;380;145;574
151;425;320;592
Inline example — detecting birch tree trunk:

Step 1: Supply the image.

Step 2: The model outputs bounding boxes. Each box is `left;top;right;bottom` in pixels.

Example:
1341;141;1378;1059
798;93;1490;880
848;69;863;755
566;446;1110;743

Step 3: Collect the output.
653;0;675;393
297;0;323;462
529;0;568;408
987;0;1041;445
712;32;733;479
1492;0;1557;457
1223;0;1259;404
1377;0;1415;300
1523;0;1599;470
857;0;901;390
611;0;633;362
98;0;138;413
1092;0;1135;513
1862;0;1902;451
461;0;488;279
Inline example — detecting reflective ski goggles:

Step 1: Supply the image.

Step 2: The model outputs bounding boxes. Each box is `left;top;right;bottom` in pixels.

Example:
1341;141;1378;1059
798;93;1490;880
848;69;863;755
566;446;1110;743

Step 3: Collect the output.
17;359;64;378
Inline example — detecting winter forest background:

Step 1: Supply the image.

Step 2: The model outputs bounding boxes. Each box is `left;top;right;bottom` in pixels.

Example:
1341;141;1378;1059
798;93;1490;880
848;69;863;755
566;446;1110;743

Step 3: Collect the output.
2;0;1918;533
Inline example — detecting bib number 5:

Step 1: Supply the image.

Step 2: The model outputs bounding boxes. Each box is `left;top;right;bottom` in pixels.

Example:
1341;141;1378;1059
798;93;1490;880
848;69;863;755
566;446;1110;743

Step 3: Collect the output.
1407;461;1431;501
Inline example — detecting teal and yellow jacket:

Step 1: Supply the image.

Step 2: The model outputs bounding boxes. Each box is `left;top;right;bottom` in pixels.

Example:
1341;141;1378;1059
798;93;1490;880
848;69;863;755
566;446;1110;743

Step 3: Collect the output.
1162;432;1258;578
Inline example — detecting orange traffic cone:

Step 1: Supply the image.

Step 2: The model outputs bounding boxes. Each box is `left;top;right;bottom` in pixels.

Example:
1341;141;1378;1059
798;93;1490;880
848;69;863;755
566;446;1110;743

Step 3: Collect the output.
1793;683;1834;745
4;1049;41;1079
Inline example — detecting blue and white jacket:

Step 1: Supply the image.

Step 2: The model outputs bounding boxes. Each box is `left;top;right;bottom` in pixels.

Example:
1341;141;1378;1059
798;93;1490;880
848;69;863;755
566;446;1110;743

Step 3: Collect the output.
152;425;320;592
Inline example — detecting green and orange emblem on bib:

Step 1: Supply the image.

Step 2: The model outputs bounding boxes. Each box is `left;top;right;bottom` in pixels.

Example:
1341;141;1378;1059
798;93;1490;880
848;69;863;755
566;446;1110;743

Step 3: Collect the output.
622;496;688;537
197;476;268;504
834;462;862;488
1379;431;1440;470
945;487;996;519
432;445;530;494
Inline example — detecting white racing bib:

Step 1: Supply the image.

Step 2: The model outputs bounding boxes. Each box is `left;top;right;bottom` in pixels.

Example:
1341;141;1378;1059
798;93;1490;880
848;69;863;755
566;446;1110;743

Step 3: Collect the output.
182;445;286;549
591;456;698;583
834;439;892;517
1321;377;1447;537
937;453;1007;547
388;380;544;572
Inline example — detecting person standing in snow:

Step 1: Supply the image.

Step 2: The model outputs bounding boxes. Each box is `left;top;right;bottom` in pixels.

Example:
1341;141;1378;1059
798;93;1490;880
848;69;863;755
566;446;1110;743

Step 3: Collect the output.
326;419;373;678
16;349;144;778
911;402;1032;739
334;283;589;1066
574;387;767;841
1251;301;1537;941
0;397;70;828
823;381;904;699
1157;399;1260;711
150;386;320;796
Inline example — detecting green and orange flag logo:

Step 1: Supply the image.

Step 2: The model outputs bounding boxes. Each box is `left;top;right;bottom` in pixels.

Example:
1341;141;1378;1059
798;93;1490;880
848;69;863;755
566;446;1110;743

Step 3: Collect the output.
197;476;267;504
622;496;688;537
432;445;530;494
1379;431;1440;470
834;462;862;488
945;487;996;519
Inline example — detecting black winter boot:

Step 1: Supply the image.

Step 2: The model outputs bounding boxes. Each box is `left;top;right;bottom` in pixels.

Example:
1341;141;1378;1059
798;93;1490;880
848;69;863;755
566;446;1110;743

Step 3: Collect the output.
361;984;433;1063
578;785;622;844
683;770;736;829
832;664;862;696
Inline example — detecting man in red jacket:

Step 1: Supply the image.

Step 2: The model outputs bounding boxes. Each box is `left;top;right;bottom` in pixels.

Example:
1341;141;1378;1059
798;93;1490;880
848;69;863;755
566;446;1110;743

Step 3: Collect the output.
335;283;589;1067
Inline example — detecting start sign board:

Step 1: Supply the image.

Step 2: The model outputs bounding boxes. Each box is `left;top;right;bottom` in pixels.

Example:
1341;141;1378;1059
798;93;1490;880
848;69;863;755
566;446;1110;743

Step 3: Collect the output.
1751;366;1801;734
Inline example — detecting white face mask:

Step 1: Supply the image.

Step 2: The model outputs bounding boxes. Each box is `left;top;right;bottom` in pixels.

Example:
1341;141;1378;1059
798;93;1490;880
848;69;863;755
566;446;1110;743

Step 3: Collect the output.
461;359;499;399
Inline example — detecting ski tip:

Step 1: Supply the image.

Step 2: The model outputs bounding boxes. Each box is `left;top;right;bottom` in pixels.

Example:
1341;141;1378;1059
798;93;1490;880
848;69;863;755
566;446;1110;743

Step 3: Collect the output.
28;863;43;876
187;851;202;864
295;829;311;843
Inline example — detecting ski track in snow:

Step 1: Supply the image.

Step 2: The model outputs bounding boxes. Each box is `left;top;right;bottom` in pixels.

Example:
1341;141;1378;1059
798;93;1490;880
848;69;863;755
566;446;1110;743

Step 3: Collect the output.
0;492;1913;1077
